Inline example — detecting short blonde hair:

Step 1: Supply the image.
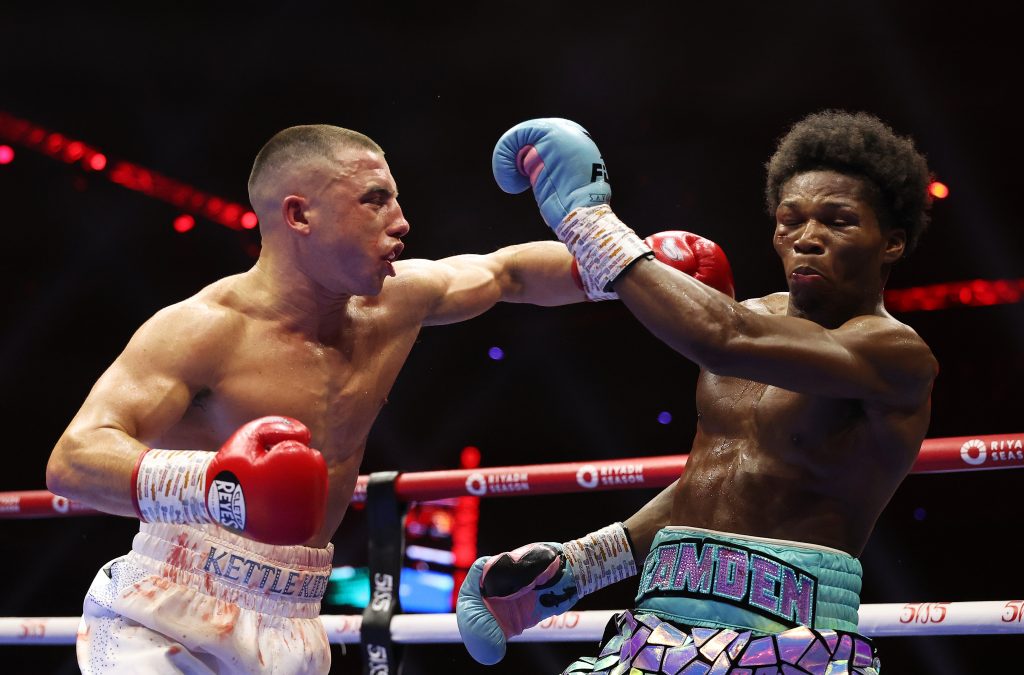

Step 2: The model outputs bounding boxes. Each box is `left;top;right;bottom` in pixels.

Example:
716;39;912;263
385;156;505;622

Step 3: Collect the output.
247;124;383;198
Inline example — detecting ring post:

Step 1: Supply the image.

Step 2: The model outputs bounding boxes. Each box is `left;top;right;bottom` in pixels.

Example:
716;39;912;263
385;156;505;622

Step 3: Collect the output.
360;472;406;675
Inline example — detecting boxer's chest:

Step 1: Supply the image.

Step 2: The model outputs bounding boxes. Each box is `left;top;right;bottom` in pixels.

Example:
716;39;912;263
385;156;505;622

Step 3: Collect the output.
694;370;862;456
158;311;421;465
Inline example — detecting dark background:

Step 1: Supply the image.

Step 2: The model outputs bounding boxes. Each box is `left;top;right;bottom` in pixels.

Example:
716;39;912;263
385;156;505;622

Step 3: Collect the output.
2;2;1022;673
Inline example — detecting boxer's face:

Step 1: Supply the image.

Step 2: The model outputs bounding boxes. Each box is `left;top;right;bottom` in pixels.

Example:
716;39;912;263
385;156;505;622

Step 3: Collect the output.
773;170;905;315
305;148;409;296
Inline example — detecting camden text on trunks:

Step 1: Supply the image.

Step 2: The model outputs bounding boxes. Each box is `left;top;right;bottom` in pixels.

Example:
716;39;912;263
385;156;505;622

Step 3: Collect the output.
637;537;817;628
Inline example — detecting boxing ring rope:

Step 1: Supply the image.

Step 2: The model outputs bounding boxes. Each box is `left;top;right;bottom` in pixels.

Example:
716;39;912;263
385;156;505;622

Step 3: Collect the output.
3;601;1024;645
1;432;1021;648
2;433;1021;518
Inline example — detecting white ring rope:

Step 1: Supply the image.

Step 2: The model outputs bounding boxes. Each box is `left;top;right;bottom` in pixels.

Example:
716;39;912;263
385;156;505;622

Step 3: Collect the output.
3;601;1022;645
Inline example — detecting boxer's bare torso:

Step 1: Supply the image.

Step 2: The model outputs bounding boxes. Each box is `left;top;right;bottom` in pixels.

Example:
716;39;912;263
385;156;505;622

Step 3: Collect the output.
149;271;428;547
672;293;932;555
620;170;938;558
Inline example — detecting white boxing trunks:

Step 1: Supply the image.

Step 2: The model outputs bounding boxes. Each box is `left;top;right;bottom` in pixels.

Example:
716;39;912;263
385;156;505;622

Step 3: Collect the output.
77;522;334;674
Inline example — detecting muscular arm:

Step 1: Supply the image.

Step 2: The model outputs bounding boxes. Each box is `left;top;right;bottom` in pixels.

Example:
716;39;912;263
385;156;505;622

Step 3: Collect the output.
398;241;585;327
615;259;937;407
46;302;222;517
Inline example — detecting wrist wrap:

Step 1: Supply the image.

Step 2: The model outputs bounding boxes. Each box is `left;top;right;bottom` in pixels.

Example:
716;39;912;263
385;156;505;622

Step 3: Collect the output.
132;449;213;525
562;522;638;598
555;206;652;298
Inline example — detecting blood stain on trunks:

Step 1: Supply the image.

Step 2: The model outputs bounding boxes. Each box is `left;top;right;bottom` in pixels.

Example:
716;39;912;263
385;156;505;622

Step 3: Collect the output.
128;582;158;600
165;533;192;568
213;602;241;637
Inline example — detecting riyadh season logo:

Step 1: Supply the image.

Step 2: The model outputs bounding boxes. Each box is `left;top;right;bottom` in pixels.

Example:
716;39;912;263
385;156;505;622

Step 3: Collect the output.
959;438;1024;466
465;471;529;496
576;465;599;489
575;464;645;489
51;495;70;514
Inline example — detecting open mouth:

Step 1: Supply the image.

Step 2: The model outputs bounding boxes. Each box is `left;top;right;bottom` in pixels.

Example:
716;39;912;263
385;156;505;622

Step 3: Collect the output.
382;243;404;277
384;242;404;263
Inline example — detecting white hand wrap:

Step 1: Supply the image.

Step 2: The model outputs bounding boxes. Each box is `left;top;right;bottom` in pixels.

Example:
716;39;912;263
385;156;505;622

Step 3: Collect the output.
561;522;638;598
134;449;214;524
555;205;652;300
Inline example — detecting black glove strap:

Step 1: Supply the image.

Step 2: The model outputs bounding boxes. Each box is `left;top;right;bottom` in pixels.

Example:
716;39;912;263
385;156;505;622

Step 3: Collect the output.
607;251;656;291
361;471;406;675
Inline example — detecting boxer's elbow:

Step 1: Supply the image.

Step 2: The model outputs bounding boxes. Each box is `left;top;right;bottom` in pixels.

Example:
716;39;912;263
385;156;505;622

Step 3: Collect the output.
46;433;91;500
46;437;77;497
46;442;74;498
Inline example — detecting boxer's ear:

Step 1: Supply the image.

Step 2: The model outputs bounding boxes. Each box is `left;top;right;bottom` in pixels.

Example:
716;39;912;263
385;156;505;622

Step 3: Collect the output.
883;228;906;263
283;195;311;235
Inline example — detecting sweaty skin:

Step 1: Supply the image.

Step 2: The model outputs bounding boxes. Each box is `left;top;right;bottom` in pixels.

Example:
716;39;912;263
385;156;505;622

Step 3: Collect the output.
622;170;937;557
48;146;582;548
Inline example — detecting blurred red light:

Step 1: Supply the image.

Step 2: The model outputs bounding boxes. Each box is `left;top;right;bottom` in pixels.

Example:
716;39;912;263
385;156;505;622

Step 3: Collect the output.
45;133;65;155
205;197;224;216
0;114;267;240
173;214;195;233
170;187;190;207
928;181;949;199
461;446;481;469
889;278;1024;311
220;204;242;225
63;141;85;162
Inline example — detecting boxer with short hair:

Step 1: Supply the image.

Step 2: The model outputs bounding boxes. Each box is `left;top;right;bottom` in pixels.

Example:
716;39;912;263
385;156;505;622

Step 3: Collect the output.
458;112;937;674
47;123;734;674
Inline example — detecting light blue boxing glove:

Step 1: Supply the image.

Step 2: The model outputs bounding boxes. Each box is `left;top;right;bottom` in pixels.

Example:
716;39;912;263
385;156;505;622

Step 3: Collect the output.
492;118;611;230
493;118;652;299
456;523;637;665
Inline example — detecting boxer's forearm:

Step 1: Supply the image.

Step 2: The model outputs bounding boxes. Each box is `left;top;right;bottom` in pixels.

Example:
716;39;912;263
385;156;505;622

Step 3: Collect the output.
623;479;679;566
496;241;586;306
616;257;743;367
47;425;147;518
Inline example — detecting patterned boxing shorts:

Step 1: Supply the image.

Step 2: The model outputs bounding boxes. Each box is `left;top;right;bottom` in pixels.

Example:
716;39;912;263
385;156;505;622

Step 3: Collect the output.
77;522;334;674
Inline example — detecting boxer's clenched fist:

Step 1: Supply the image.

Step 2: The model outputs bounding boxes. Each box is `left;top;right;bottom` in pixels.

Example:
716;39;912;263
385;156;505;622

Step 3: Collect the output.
457;523;636;664
132;416;328;546
492;117;611;230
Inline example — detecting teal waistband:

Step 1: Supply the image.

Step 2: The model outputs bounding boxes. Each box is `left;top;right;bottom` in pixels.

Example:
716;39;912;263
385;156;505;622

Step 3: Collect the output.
634;527;862;634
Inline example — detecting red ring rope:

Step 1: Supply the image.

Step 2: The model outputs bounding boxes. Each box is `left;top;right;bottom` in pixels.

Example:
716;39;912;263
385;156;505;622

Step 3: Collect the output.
3;432;1020;518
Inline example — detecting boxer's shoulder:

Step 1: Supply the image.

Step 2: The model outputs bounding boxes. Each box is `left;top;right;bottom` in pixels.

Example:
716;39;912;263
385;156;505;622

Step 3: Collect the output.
129;281;245;370
742;292;788;315
381;257;461;306
159;282;243;333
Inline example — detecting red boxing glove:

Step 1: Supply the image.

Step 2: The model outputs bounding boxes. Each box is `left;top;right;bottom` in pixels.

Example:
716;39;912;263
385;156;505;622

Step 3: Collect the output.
644;231;735;298
571;230;735;299
133;416;328;546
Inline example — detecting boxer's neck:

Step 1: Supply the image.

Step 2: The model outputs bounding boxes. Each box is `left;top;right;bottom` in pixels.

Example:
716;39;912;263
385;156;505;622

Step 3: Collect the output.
244;255;352;341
